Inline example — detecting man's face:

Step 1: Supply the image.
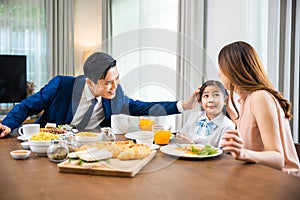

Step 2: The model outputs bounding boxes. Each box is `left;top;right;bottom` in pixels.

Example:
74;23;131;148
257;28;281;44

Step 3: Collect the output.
87;66;120;99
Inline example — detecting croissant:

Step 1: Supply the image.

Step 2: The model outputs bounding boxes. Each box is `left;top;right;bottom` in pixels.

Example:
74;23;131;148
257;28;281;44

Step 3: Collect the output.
117;144;152;160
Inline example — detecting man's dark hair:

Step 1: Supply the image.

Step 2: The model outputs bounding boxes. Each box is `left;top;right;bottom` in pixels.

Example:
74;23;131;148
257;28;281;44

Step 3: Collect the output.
83;52;116;83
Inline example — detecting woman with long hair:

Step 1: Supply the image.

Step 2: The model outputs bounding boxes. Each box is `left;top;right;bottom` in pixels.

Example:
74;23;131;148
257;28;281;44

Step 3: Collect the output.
218;41;299;173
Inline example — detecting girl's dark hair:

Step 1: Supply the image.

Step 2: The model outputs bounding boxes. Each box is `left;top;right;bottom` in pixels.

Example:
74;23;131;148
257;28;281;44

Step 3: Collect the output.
198;80;228;115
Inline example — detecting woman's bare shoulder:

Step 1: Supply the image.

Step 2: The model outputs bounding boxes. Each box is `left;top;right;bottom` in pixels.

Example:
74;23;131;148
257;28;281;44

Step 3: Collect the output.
250;90;277;114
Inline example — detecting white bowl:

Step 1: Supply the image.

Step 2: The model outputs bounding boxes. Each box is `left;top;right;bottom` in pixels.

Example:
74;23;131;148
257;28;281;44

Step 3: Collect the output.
29;140;51;155
10;150;31;160
21;141;30;150
128;131;154;147
75;132;102;144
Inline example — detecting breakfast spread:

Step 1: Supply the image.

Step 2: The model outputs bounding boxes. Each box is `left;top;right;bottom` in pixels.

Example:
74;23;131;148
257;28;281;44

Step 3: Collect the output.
12;122;222;177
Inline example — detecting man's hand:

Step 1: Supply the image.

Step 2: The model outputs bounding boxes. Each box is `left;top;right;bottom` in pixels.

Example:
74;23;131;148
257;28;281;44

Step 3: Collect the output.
182;85;201;110
0;123;11;138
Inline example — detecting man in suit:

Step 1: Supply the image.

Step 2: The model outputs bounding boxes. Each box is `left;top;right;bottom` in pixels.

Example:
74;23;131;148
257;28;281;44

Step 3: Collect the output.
0;52;198;138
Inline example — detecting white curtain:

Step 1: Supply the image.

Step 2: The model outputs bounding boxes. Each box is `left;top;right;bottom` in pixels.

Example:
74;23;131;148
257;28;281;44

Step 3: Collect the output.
0;0;47;109
176;0;206;128
108;0;180;130
267;0;300;142
101;0;112;53
46;0;75;77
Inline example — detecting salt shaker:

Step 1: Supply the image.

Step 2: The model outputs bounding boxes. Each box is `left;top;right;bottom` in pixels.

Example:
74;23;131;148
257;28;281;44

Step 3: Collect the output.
101;127;116;142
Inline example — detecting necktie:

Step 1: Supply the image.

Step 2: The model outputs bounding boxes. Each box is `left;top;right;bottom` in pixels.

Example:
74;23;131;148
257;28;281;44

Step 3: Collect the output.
196;119;218;136
76;98;97;130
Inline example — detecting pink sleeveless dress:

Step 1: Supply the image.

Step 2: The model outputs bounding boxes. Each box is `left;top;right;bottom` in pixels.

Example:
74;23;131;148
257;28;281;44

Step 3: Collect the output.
238;90;300;173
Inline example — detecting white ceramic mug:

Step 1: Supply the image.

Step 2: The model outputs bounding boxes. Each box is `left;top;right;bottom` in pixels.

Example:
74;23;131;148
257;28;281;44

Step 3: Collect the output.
111;114;128;134
18;124;40;138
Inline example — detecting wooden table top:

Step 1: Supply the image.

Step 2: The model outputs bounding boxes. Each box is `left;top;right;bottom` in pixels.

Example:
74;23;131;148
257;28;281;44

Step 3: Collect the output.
1;135;300;200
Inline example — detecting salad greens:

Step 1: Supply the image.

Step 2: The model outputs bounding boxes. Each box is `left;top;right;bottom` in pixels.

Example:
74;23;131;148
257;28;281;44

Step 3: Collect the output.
191;145;218;155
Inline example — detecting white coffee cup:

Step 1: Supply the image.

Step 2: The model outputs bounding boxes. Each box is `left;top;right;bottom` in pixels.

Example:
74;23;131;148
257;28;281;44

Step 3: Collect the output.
111;114;128;134
18;124;40;138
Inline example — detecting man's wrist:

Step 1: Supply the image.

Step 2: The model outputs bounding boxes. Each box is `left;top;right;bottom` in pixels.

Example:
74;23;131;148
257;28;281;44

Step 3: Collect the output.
176;100;185;112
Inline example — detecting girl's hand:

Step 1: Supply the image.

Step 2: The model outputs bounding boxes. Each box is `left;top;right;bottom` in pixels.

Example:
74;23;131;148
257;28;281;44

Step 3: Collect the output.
175;133;193;144
221;129;245;160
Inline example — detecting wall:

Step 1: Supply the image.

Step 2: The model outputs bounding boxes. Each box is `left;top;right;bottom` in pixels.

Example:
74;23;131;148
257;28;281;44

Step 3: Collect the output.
74;0;268;80
74;0;102;75
205;0;268;80
206;0;248;80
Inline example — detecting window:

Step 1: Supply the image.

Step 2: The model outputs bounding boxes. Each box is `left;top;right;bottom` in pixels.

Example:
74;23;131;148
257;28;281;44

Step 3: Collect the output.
0;0;47;109
111;0;178;101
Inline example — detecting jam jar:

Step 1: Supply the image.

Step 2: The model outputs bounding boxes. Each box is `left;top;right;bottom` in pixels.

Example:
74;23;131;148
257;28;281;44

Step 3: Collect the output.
47;139;69;162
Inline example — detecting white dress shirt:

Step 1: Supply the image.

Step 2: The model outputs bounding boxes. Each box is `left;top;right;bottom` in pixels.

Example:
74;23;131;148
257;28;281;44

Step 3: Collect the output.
71;84;104;129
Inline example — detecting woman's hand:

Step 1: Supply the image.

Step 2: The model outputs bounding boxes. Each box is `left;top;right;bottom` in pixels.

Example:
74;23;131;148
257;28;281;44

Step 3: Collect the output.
221;129;246;160
0;123;11;138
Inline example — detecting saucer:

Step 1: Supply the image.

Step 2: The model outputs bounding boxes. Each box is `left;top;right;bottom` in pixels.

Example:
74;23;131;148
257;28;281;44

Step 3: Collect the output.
17;136;30;141
151;144;160;150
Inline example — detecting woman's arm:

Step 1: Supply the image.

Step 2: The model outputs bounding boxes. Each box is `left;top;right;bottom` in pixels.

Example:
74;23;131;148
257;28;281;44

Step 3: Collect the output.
222;91;284;170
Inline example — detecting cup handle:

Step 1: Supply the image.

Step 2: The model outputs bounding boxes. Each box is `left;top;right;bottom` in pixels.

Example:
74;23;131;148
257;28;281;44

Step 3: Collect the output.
18;127;24;136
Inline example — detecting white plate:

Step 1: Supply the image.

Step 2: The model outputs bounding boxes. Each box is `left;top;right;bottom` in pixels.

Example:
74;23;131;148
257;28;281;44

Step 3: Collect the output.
17;136;30;141
160;144;223;159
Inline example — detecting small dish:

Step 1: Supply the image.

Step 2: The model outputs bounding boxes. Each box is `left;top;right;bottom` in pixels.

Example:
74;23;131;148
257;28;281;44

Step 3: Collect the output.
21;141;30;150
10;150;31;160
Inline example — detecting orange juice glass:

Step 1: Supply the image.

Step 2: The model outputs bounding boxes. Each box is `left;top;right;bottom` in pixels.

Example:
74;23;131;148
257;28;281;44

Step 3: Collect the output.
153;125;172;145
139;117;155;131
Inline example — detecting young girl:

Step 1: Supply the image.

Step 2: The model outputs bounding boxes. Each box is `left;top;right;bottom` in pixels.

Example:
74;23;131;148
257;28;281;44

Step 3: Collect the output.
218;41;300;173
177;80;235;147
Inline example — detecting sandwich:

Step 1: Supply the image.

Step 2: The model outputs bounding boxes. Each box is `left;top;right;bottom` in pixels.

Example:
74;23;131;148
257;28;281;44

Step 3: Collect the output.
79;149;112;167
68;147;112;167
68;147;98;165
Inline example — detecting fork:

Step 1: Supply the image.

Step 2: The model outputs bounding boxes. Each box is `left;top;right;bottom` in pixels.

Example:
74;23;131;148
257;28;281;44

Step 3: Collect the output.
173;139;183;148
171;131;183;148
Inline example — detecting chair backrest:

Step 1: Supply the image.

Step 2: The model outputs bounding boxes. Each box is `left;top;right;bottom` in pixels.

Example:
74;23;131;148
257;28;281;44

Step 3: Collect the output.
294;143;300;160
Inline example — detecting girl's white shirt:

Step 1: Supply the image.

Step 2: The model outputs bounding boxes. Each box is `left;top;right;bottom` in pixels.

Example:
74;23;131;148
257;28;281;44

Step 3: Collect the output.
180;111;235;147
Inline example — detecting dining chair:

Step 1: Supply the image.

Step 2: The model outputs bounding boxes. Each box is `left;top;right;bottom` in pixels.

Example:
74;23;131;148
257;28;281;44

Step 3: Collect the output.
294;143;300;159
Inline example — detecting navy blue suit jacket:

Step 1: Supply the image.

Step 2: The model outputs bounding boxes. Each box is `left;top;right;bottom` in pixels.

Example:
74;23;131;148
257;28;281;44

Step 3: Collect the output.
2;75;180;131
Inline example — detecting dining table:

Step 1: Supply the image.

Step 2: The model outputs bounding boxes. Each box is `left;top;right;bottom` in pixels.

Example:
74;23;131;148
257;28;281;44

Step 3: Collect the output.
1;133;300;200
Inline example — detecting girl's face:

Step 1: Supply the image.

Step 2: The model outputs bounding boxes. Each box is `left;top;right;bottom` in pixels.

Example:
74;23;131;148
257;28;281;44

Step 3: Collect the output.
218;67;230;90
87;66;120;99
200;85;226;120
